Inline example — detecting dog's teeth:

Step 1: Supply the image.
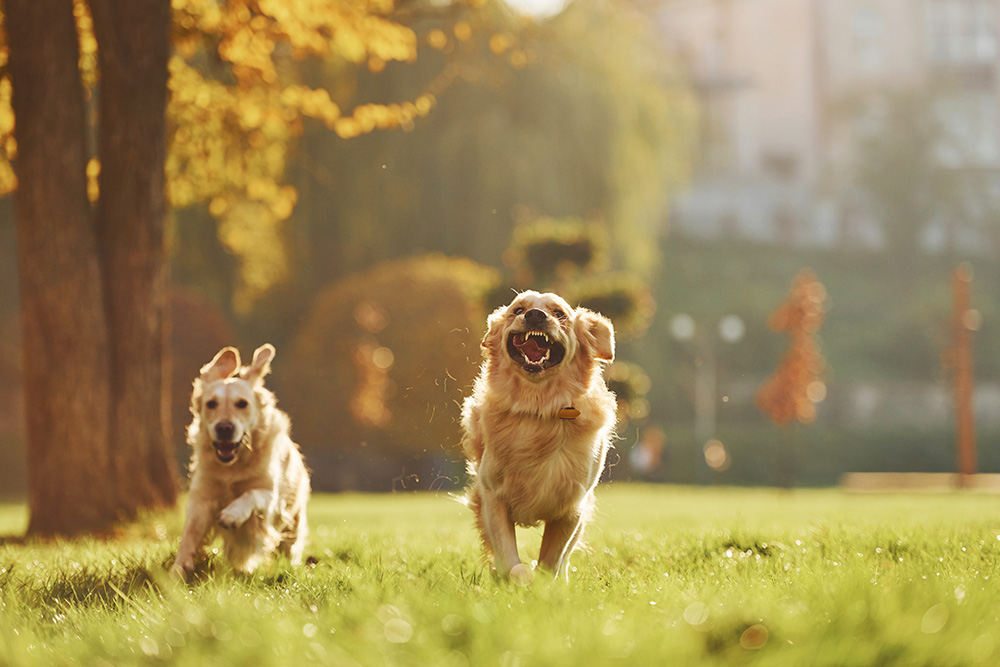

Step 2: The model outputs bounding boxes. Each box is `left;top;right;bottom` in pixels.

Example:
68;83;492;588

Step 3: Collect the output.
521;350;551;364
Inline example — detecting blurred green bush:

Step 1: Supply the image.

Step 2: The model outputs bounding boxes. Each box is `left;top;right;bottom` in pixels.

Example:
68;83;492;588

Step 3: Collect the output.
283;254;498;489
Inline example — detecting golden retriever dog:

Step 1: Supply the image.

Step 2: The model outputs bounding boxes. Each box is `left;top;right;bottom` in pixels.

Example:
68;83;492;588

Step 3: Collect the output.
461;291;616;582
170;344;310;578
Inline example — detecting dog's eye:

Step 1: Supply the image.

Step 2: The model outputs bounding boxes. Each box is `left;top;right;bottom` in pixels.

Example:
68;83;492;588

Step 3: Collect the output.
512;307;525;315
553;310;566;320
206;399;218;409
235;399;249;409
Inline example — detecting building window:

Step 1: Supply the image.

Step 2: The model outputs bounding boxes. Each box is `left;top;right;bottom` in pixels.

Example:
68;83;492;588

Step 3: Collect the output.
934;92;1000;167
925;0;998;65
853;8;885;73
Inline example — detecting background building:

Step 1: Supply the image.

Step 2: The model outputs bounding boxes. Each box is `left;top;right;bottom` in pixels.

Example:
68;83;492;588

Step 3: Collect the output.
658;0;1000;251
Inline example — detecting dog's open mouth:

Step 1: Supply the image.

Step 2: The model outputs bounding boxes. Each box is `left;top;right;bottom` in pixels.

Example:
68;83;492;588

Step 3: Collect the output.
507;330;566;373
213;441;241;464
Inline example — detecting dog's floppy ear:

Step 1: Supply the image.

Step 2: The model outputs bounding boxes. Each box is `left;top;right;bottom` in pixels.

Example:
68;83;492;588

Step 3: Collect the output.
201;347;240;383
481;306;507;354
574;309;615;362
243;343;275;386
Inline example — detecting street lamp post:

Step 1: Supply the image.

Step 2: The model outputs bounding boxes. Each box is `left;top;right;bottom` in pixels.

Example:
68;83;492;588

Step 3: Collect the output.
671;313;745;478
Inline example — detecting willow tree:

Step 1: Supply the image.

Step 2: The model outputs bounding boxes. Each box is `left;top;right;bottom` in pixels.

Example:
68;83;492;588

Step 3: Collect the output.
286;0;697;295
1;0;440;536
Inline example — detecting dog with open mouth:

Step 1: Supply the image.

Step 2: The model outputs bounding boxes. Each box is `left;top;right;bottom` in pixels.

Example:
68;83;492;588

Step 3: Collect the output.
461;291;616;582
170;344;310;578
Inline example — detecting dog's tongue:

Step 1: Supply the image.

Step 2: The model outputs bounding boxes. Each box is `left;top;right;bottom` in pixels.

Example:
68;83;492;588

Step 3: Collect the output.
514;335;548;363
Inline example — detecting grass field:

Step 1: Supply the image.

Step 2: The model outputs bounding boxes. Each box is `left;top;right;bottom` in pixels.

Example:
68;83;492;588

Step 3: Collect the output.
3;484;1000;665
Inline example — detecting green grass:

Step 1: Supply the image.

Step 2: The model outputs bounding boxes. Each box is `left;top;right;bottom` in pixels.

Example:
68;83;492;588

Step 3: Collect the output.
3;485;1000;665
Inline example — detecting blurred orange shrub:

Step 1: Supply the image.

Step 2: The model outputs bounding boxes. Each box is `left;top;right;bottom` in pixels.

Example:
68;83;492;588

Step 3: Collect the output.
756;269;827;426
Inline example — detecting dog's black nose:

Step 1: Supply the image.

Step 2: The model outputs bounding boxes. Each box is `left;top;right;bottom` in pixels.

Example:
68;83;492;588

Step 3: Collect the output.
214;422;236;442
524;309;547;327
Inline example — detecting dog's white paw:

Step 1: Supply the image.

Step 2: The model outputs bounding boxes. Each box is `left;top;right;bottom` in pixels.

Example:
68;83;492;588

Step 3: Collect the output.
509;563;534;586
218;500;253;529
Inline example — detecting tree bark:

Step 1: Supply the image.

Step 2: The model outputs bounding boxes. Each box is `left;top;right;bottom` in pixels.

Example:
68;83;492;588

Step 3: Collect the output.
7;0;116;535
90;0;178;511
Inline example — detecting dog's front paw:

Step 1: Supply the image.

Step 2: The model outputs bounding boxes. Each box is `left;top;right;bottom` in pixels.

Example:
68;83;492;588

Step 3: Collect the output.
169;557;194;579
218;500;253;529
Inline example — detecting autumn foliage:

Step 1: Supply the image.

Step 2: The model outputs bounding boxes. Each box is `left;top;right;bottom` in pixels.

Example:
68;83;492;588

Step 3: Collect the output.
168;0;444;308
756;269;827;426
0;0;447;309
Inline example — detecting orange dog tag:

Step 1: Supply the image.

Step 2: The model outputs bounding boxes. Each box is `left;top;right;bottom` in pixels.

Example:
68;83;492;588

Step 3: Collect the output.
558;407;580;420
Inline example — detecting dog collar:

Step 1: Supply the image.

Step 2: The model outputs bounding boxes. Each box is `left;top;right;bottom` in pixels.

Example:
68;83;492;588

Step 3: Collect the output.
558;407;580;420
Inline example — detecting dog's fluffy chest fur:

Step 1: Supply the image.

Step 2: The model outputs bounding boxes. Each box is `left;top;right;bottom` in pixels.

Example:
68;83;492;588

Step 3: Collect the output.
475;388;615;526
193;460;268;508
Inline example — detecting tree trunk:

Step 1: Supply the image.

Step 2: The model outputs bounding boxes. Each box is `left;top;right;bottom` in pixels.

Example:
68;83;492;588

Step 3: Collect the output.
90;0;178;511
7;0;116;535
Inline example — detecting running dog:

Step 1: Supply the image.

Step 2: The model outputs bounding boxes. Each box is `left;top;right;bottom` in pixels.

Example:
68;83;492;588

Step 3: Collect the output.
171;344;310;577
461;291;616;582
